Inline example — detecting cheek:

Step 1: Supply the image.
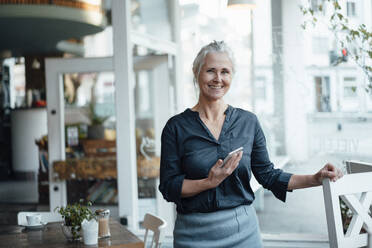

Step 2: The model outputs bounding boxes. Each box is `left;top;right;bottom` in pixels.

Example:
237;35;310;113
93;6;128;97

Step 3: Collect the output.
223;77;232;87
199;75;212;86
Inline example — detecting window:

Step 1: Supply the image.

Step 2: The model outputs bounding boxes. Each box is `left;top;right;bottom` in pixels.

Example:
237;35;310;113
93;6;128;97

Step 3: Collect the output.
312;37;329;54
347;1;356;17
340;76;359;112
131;0;173;41
314;76;331;112
310;0;325;14
255;76;266;100
343;77;357;98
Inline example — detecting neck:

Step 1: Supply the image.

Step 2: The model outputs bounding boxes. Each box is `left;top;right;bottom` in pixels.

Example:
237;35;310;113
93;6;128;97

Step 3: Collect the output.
192;98;227;121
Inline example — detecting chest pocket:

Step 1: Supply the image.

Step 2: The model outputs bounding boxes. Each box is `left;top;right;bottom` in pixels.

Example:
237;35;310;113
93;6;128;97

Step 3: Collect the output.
229;132;253;155
182;147;217;180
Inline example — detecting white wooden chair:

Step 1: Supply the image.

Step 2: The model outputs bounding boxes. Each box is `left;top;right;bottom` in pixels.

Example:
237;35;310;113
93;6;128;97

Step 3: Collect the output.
322;172;372;248
346;160;372;216
345;160;372;174
17;211;62;226
143;213;167;248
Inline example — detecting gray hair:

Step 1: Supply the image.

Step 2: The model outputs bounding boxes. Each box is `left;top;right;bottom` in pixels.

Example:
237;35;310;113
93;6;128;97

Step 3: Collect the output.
192;40;235;85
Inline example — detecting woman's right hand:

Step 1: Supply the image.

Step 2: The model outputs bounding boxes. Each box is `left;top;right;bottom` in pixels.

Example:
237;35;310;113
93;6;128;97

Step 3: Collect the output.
207;151;243;188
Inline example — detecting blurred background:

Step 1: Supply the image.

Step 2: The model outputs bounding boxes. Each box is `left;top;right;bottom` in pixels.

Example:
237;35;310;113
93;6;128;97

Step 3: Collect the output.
0;0;371;246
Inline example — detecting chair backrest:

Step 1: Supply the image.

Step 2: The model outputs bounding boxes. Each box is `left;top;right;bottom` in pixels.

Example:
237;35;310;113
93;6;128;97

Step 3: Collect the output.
345;160;372;174
322;172;372;248
17;211;62;226
142;213;167;248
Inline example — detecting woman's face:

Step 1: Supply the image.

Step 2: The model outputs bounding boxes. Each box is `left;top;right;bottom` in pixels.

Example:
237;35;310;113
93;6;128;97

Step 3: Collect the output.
197;52;233;102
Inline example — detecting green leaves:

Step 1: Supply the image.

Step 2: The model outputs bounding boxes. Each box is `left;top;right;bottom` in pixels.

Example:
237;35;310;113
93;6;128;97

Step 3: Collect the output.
299;0;372;87
333;1;341;10
88;102;110;125
368;51;372;59
54;199;96;239
350;29;360;39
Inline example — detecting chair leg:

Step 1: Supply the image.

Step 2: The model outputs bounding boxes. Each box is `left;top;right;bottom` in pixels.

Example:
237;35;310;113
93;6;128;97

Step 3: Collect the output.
144;229;148;246
150;235;155;248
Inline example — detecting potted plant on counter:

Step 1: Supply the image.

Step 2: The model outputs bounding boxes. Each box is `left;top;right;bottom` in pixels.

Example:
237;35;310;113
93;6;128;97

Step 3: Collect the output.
54;199;96;241
87;101;110;140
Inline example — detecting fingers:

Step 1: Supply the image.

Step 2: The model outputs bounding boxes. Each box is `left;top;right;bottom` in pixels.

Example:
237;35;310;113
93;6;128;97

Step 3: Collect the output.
325;163;337;172
322;163;344;182
323;170;337;181
216;159;223;167
224;151;243;173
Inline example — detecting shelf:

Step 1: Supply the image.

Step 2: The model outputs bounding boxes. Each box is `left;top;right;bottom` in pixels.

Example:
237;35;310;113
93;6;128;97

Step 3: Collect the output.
67;179;118;205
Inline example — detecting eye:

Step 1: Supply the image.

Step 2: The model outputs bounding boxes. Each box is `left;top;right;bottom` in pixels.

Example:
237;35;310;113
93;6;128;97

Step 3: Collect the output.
207;69;214;73
222;69;230;74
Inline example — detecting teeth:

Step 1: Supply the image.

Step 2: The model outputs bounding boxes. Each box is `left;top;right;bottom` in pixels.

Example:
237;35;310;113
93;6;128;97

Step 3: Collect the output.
209;85;222;89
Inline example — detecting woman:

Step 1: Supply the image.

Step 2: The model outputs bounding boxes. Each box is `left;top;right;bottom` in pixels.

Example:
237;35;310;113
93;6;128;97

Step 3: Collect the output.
159;41;343;248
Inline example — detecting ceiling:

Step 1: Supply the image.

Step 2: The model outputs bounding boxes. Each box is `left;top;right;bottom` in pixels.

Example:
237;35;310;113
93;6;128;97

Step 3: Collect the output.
0;4;107;57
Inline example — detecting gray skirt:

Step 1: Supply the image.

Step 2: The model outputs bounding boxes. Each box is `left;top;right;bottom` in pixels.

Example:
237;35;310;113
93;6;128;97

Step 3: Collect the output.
173;204;263;248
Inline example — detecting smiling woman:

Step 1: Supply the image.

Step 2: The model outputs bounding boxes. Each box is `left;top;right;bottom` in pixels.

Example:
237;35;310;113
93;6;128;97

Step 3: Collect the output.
159;40;343;248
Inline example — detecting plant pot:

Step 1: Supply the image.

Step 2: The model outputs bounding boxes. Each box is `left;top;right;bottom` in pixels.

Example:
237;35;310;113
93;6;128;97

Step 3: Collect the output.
88;125;105;139
61;223;82;241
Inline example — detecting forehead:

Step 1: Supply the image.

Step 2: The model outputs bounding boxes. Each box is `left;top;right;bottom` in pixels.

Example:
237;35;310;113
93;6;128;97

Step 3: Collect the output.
203;52;233;69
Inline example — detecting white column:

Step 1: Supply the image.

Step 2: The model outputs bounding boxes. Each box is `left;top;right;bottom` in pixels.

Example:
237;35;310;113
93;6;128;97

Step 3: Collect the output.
169;0;182;112
282;0;309;161
271;0;286;156
112;0;139;229
45;61;67;210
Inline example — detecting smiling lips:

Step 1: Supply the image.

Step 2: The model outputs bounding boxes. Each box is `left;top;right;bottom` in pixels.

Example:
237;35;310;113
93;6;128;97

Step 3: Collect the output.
208;85;224;89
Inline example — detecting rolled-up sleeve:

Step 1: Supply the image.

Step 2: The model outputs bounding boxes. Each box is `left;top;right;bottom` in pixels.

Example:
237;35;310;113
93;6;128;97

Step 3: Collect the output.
251;116;292;202
158;123;185;205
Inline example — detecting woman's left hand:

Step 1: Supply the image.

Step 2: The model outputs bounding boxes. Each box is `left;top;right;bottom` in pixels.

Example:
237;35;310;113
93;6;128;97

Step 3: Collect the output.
314;163;343;185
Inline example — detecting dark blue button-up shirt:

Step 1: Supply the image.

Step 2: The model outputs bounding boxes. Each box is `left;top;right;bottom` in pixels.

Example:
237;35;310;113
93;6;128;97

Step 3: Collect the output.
159;105;292;214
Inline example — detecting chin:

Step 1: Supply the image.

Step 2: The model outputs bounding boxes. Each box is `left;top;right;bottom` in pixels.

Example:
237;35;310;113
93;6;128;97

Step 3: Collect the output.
204;93;225;101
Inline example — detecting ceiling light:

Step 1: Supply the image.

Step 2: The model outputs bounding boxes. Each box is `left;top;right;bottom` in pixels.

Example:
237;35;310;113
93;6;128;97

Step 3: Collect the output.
227;0;256;9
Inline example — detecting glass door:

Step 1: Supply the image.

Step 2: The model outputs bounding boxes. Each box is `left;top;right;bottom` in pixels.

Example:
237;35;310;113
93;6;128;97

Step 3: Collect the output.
61;71;118;211
45;57;127;215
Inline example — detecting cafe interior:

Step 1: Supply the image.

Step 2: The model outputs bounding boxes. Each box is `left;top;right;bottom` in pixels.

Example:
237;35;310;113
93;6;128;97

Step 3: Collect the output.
1;0;372;247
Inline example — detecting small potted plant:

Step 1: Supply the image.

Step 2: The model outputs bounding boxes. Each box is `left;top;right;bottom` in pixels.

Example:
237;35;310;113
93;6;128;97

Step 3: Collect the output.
86;101;110;140
54;199;96;241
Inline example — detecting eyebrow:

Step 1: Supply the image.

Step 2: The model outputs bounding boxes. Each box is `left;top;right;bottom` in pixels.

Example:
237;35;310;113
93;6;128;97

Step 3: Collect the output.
206;67;231;71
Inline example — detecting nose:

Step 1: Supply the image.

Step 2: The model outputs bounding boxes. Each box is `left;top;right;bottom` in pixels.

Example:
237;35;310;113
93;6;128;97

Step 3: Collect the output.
214;72;222;82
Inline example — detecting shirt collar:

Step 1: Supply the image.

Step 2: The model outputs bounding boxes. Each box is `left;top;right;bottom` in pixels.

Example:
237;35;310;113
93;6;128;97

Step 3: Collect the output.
185;105;233;121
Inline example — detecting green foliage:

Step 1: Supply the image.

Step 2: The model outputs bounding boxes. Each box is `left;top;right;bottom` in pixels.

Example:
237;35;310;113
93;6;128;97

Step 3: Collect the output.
299;0;372;90
54;199;96;239
88;102;110;125
340;198;353;233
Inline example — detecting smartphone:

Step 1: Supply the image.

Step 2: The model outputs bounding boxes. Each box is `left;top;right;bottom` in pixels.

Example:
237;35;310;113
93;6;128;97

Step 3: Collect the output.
220;147;244;168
